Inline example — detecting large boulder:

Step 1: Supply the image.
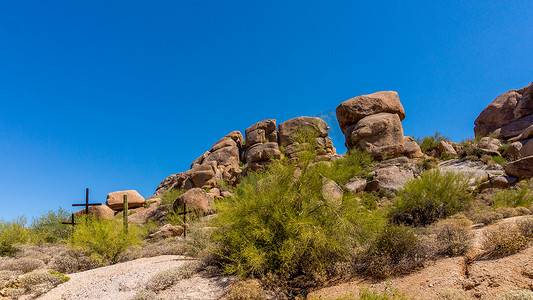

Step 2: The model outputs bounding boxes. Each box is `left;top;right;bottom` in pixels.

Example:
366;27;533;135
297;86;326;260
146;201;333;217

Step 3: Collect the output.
106;190;146;211
437;159;504;183
366;166;414;193
245;119;277;147
505;156;533;178
503;138;533;159
344;113;404;160
474;82;533;139
402;136;424;158
245;142;282;171
336;91;406;132
278;116;330;146
75;205;115;220
153;173;181;197
172;188;212;214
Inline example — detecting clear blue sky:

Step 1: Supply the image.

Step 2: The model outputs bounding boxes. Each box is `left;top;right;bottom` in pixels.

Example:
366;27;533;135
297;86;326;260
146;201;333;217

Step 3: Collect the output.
1;1;532;221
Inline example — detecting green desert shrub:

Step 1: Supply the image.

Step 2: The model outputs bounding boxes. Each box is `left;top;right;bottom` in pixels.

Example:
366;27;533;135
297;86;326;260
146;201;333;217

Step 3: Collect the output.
160;188;185;206
211;149;379;282
416;131;450;154
390;170;472;226
0;217;30;256
69;216;143;263
356;224;426;279
492;183;533;208
30;207;72;244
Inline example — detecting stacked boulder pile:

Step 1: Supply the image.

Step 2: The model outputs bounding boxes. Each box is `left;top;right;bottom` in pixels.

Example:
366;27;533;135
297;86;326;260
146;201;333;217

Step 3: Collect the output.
151;115;338;214
335;91;422;160
475;82;533;178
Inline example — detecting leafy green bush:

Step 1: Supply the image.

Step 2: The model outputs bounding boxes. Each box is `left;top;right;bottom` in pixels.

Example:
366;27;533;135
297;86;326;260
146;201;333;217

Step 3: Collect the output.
492;183;533;208
211;149;378;282
458;136;484;158
390;170;472;226
0;217;30;256
69;216;143;263
160;188;185;206
30;207;72;244
356;224;426;279
416;131;450;154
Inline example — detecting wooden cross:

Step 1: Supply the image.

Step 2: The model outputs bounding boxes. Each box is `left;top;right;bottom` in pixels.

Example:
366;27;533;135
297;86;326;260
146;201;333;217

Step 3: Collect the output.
72;188;102;215
62;213;77;226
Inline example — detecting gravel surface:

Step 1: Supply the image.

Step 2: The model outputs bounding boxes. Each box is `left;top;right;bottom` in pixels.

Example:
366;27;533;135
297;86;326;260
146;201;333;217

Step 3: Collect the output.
38;255;230;300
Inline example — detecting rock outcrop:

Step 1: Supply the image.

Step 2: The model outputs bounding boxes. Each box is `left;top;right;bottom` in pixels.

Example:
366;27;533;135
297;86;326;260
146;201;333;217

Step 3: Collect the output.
402;136;424;158
336;91;405;160
474;82;533;139
244;120;282;171
106;190;145;211
278;116;335;158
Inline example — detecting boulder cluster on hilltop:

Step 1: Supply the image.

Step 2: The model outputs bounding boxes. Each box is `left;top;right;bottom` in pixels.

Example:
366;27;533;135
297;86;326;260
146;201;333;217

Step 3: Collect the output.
475;82;533;178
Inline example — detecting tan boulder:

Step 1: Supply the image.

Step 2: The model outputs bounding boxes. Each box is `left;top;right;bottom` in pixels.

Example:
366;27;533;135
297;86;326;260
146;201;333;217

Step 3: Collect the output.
245;142;281;171
474;82;533;138
336;91;406;132
106;190;145;211
245;119;277;147
345;113;404;160
173;188;212;214
479;137;501;152
278;116;329;147
402;137;423;158
148;224;184;239
152;173;181;197
505;156;533;178
438;141;457;156
478;176;518;190
366;166;414;193
345;178;367;194
322;179;343;205
503;141;524;159
75;205;115;220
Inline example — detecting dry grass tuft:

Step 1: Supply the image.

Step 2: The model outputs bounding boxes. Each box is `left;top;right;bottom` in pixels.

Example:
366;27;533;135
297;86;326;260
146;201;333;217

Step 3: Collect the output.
0;257;45;273
482;223;528;258
433;218;472;256
145;261;203;292
221;279;268;300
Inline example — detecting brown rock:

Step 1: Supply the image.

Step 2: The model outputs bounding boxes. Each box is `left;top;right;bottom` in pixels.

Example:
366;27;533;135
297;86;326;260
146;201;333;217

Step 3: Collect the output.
505;156;533;178
106;190;145;211
366;166;414;193
403;137;424;158
245;142;281;171
478;176;518;190
75;205;115;220
188;163;217;189
345;178;367;194
245;119;277;147
173;188;212;214
336;91;406;132
322;179;343;206
278;117;329;147
129;203;170;224
479;137;501;152
474;82;533;138
345;113;404;160
503;141;524;159
148;224;184;239
438;141;457;155
509;124;533;142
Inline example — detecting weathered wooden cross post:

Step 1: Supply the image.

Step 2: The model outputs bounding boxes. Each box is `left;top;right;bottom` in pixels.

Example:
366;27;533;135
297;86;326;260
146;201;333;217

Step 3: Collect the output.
71;188;102;217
